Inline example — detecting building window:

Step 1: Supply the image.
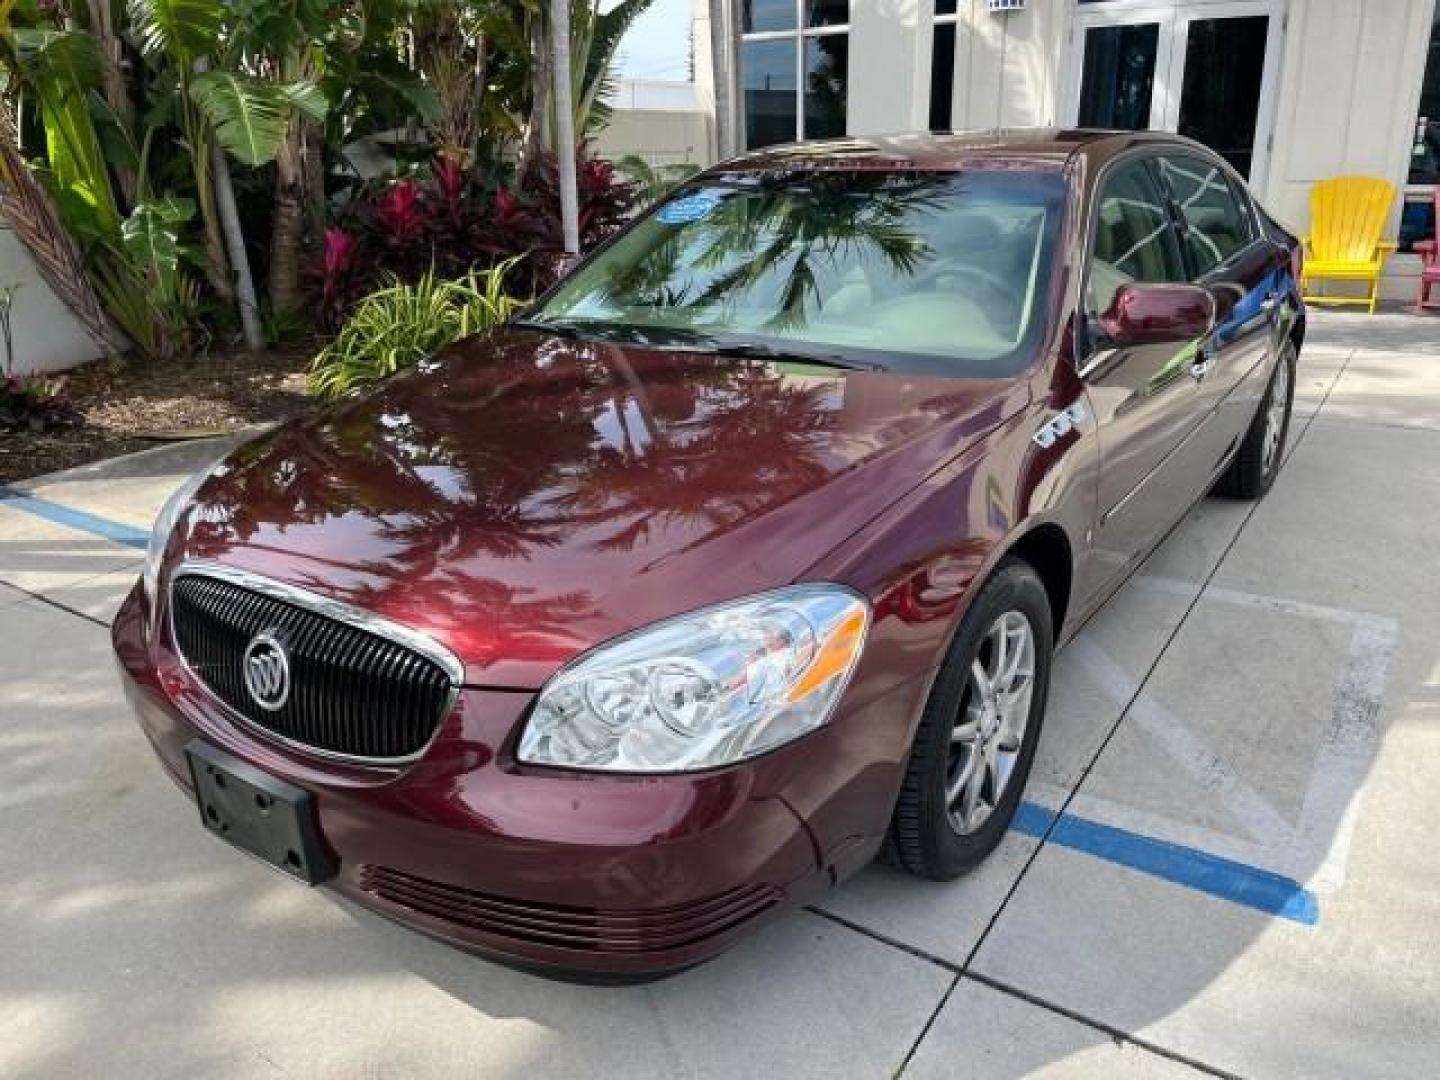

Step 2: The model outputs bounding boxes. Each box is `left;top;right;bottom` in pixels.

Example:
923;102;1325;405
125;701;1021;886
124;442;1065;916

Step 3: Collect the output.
929;0;960;131
741;0;850;149
1403;9;1440;251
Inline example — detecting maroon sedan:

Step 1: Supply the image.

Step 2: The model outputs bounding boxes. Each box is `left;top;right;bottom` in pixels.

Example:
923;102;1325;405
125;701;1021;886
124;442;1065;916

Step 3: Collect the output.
114;130;1303;978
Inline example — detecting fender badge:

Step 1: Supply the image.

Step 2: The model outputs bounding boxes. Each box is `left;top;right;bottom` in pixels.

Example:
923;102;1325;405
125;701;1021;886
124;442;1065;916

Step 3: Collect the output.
1033;401;1087;449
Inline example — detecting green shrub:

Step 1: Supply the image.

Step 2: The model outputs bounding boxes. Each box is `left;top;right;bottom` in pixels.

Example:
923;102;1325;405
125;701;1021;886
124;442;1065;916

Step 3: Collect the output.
310;263;522;399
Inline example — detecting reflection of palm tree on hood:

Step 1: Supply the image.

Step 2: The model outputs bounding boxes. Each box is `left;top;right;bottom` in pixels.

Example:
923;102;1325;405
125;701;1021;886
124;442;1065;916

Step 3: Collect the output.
551;367;839;553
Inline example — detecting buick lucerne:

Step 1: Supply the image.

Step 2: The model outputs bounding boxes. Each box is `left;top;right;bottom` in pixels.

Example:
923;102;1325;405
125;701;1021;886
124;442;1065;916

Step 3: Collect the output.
113;130;1304;978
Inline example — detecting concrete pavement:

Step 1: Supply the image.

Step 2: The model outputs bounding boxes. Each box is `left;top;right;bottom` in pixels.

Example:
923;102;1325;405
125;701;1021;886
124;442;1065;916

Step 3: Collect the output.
3;310;1438;1078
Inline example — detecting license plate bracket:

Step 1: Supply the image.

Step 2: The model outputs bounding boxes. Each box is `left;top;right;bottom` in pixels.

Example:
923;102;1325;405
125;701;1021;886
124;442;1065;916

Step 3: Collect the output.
185;740;335;885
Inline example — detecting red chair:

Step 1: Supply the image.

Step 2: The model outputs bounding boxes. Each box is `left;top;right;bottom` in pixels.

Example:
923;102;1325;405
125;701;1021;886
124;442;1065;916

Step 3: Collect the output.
1414;188;1440;311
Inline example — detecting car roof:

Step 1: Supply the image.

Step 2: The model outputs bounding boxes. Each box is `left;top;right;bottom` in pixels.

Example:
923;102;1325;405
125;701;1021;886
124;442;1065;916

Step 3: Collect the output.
720;128;1195;173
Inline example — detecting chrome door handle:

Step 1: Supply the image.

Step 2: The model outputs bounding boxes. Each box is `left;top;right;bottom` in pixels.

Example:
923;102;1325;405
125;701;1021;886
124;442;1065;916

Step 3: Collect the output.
1190;340;1215;381
1260;292;1279;313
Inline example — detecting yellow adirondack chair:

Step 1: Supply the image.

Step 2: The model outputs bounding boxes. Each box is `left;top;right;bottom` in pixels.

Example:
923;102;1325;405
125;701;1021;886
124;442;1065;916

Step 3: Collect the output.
1301;176;1398;314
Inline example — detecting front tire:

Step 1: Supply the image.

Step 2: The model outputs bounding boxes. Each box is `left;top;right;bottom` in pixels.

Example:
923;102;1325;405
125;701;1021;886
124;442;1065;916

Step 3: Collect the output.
887;560;1053;880
1217;339;1296;500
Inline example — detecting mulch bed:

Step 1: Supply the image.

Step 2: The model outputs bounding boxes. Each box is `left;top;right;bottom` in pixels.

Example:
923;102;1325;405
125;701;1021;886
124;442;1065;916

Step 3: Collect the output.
0;345;316;485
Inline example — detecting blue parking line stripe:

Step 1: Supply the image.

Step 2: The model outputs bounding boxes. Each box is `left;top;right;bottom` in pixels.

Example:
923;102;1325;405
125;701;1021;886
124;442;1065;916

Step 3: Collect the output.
0;487;149;550
1013;800;1320;925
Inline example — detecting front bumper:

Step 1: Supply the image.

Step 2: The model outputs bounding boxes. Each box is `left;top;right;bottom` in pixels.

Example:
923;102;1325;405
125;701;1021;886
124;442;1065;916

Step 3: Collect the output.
113;583;925;978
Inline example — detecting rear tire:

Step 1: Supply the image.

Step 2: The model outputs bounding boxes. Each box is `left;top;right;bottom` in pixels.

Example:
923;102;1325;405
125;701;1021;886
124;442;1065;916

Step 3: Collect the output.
887;560;1053;881
1216;340;1296;500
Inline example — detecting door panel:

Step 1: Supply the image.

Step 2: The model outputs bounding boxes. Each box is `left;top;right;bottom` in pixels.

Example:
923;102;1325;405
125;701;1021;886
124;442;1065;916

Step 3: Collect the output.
1082;158;1207;575
1157;153;1285;477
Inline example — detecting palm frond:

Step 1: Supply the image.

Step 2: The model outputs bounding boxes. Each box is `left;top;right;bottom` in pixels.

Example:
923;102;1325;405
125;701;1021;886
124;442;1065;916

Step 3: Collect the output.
128;0;222;62
0;103;113;350
190;71;288;165
276;79;328;123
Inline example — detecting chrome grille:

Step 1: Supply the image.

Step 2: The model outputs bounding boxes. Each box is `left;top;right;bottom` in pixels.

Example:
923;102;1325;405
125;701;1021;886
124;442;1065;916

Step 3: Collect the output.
170;572;455;762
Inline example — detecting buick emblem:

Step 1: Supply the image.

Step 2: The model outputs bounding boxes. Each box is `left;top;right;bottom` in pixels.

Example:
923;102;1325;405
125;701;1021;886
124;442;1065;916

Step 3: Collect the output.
243;632;291;712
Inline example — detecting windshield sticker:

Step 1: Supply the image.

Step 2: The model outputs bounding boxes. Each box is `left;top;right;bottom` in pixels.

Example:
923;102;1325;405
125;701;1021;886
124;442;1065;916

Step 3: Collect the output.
656;192;720;225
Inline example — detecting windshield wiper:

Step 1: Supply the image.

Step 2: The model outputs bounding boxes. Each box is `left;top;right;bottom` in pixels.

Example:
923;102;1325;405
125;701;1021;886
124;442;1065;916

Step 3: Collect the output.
510;316;584;339
511;319;872;370
509;317;712;349
708;341;873;371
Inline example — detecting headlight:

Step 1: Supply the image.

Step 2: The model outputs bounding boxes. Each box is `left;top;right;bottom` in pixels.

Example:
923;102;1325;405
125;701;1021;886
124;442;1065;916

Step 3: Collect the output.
517;585;870;773
141;466;215;610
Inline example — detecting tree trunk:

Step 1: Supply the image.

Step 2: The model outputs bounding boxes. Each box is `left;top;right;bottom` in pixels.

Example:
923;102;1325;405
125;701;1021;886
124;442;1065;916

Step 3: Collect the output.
550;0;580;256
707;0;733;157
268;120;306;318
185;66;234;302
302;121;326;238
468;31;488;173
211;142;265;351
518;14;550;181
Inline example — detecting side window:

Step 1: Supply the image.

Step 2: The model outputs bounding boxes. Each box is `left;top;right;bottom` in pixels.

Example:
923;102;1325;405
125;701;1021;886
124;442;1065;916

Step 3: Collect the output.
1158;155;1255;278
1087;158;1185;314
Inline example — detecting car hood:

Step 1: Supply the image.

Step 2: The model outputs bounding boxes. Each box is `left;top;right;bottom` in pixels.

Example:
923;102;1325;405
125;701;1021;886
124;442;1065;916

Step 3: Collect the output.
181;329;1026;688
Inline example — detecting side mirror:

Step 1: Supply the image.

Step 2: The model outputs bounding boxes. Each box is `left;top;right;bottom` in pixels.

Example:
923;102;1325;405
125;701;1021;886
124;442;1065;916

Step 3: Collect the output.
1098;283;1216;347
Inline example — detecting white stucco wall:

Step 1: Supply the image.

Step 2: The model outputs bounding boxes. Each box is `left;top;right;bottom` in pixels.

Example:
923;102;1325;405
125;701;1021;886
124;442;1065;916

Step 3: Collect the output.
1264;0;1437;300
845;0;1067;134
1265;0;1434;228
0;228;104;377
594;108;716;167
953;0;1067;130
847;0;932;134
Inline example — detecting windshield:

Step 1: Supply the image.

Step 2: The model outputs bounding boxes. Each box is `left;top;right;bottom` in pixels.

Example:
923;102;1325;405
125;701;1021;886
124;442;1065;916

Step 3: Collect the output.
527;167;1065;375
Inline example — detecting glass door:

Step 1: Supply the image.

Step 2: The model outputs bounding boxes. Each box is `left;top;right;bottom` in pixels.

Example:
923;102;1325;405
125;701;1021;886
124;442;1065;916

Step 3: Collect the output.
1076;20;1167;131
1066;2;1286;187
1171;5;1284;181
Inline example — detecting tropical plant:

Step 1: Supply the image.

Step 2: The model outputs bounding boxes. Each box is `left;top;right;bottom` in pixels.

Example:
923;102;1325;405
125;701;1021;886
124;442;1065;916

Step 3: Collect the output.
0;101;111;351
615;154;701;208
0;0;650;361
0;372;80;432
128;0;234;303
568;0;654;136
317;146;634;324
309;262;521;398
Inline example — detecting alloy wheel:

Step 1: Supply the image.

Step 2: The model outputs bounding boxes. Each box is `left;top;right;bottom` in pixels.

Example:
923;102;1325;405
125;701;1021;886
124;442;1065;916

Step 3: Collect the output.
945;609;1035;835
1262;356;1291;474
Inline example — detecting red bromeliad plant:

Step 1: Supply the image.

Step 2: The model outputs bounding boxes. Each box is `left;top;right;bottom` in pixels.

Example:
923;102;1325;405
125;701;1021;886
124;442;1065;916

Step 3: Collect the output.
314;147;637;328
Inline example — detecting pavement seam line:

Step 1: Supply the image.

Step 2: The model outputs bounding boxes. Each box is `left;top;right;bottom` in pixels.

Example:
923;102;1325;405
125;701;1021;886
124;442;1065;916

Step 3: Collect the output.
962;972;1245;1080
808;904;1242;1079
2;577;115;629
892;972;961;1078
805;904;961;973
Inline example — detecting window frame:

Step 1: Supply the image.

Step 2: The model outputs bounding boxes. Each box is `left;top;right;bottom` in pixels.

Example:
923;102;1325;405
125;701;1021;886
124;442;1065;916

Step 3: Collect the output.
740;0;850;148
1080;149;1187;319
1153;150;1263;283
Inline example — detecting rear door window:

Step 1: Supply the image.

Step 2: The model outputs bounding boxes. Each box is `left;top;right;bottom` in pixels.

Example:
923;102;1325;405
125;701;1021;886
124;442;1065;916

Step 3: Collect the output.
1157;155;1255;278
1086;157;1185;314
